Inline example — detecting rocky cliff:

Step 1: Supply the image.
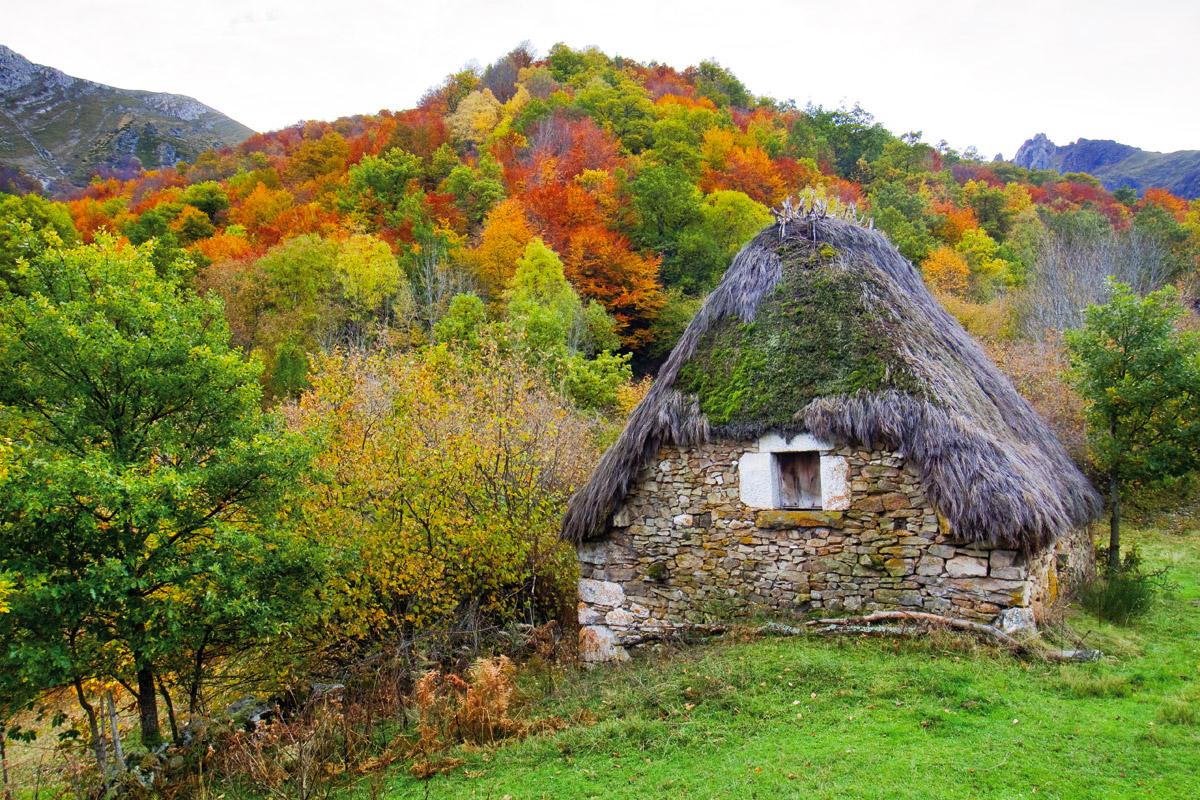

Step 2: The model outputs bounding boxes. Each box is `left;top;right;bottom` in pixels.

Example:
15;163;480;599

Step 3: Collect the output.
1013;133;1200;199
0;45;254;188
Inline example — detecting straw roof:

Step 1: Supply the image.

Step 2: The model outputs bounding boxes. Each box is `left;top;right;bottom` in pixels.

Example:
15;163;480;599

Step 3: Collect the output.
561;213;1100;551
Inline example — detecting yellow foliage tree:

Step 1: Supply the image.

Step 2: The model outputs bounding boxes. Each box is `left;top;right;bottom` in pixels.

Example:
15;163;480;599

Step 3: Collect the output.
922;245;970;297
287;344;599;641
335;232;413;323
449;89;503;149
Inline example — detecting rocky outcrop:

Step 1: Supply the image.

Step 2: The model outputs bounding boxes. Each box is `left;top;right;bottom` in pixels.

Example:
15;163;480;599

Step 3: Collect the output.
1012;133;1057;171
1012;132;1200;199
0;45;254;188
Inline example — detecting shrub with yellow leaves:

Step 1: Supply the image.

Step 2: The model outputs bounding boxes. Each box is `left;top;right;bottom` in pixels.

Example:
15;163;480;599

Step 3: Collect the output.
286;341;599;645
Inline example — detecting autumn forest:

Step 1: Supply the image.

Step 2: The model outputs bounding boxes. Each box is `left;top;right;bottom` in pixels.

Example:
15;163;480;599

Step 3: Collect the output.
2;41;1199;797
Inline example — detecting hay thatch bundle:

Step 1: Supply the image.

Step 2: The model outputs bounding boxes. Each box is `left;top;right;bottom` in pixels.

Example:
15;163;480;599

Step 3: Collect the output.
561;214;1100;552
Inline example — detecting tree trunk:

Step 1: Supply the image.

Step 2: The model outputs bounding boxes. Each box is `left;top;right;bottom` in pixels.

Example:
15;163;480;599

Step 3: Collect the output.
136;663;161;748
1109;471;1121;571
105;691;126;775
72;676;107;777
157;675;179;744
2;732;11;800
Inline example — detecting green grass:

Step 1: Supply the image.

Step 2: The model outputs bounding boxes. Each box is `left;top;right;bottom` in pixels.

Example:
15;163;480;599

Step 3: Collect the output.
338;519;1200;799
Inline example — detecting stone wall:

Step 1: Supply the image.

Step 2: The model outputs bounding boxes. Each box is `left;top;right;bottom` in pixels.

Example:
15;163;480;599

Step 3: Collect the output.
577;439;1093;662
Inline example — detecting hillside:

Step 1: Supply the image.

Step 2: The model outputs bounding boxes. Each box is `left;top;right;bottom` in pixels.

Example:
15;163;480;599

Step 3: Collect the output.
0;44;254;188
19;43;1200;397
1013;133;1200;199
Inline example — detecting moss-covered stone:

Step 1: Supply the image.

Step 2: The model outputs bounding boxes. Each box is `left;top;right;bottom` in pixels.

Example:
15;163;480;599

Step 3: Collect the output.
677;242;922;428
756;509;844;529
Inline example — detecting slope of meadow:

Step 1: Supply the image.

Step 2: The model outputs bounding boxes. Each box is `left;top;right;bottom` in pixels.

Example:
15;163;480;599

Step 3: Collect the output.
350;518;1200;799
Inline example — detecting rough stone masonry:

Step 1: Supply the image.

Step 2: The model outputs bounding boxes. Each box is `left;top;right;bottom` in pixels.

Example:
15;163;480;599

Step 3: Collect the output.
577;438;1092;662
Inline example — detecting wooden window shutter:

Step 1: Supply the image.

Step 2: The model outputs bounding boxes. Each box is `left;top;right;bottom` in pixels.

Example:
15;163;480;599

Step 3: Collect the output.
778;451;821;509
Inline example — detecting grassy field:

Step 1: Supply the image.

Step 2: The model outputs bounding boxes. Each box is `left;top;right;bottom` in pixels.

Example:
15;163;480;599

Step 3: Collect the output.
343;518;1200;800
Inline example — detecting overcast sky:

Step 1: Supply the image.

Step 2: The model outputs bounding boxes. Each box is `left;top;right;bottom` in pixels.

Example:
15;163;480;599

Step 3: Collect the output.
4;0;1197;159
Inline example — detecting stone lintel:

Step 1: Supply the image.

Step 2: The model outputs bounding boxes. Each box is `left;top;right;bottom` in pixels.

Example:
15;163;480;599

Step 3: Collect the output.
756;509;844;530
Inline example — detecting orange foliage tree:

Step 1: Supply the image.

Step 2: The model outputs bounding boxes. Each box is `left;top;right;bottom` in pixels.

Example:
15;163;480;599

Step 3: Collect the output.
468;198;535;299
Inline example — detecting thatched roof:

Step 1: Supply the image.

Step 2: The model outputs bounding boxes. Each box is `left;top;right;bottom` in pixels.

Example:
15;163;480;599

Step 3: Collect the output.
561;214;1101;551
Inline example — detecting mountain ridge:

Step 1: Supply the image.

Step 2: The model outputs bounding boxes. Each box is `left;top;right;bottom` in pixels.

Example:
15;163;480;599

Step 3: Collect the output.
0;45;255;188
1013;133;1200;199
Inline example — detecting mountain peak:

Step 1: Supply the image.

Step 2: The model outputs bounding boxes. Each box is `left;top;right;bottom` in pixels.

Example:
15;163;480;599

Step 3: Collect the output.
0;44;253;187
1011;134;1200;199
0;44;41;92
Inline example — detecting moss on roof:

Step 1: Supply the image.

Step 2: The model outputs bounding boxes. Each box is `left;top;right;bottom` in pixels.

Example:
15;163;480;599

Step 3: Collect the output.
678;243;923;429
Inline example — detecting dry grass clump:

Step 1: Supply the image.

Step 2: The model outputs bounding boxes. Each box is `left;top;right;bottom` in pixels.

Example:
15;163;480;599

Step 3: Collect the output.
408;655;566;778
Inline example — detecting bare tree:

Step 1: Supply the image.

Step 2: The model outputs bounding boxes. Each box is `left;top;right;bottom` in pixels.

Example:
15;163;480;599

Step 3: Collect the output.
1018;218;1172;338
412;240;476;332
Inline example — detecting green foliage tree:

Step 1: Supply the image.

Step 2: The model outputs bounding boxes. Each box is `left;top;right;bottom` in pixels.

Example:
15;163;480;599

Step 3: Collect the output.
180;180;231;221
573;74;657;154
434;292;489;348
690;60;752;109
124;208;188;274
789;104;894;176
443;157;506;224
870;181;938;264
630;164;702;255
669;190;771;292
0;194;79;290
0;235;318;752
341;148;425;230
1066;281;1200;569
505;239;630;409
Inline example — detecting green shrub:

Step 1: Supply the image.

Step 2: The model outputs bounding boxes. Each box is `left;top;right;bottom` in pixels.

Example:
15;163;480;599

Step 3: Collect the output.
1079;546;1172;625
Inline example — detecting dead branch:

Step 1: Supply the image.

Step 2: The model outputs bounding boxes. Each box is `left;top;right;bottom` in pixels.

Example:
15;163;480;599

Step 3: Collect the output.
804;611;1101;662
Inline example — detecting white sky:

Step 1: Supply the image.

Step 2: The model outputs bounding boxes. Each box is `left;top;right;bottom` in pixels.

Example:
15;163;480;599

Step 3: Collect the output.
4;0;1197;159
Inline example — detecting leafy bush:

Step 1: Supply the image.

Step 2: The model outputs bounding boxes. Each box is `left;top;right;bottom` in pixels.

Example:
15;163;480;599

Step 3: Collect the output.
286;343;599;644
1079;546;1172;625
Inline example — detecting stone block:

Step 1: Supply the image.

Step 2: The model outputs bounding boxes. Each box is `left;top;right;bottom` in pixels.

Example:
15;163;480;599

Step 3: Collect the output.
862;465;901;478
673;513;694;528
879;546;921;558
607;567;635;581
884;557;915;577
605;608;636;628
916;556;944;576
578;603;604;625
821;454;852;510
874;588;923;607
577;540;613;565
929;544;956;559
579;625;629;662
880;493;911;511
611;507;634;528
578;578;625;607
855;495;885;513
757;509;844;529
998;606;1037;638
946;556;988;577
989;549;1019;569
819;558;853;576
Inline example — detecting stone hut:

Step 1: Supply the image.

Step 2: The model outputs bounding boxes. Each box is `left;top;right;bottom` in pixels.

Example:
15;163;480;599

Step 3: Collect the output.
562;211;1101;662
